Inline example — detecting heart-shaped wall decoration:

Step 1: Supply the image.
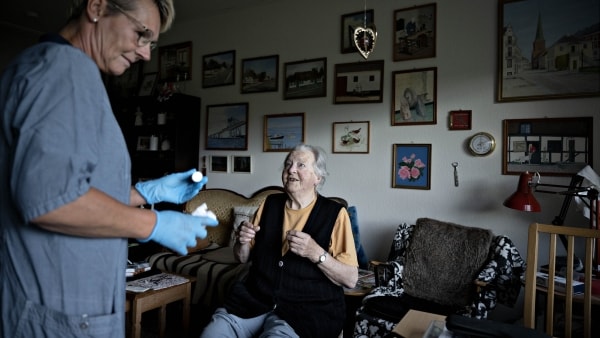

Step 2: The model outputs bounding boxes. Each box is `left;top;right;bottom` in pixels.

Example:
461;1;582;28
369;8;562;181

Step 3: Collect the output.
353;26;377;59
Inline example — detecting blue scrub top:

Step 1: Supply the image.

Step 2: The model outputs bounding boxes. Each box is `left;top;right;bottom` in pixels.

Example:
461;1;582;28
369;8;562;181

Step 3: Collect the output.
0;35;131;337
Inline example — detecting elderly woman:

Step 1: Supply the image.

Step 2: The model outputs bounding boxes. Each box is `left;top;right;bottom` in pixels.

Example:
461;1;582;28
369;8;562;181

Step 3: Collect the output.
0;1;218;337
201;144;359;338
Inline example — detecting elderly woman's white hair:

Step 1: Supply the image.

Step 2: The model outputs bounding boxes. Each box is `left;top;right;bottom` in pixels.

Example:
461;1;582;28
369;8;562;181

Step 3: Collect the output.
285;144;329;190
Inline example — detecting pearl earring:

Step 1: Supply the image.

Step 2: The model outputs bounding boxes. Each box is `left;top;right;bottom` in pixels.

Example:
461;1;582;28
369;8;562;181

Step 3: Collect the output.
93;18;98;23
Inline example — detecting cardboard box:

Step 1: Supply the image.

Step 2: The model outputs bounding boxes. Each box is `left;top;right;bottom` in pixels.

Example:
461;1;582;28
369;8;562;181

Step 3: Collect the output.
536;271;584;294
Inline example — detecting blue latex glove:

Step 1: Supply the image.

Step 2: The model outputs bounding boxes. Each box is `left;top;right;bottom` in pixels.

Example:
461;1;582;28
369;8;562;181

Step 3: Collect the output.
135;169;207;205
139;210;219;255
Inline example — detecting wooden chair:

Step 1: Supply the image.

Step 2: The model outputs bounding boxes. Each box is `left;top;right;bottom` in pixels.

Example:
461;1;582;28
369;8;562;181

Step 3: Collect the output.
523;222;600;338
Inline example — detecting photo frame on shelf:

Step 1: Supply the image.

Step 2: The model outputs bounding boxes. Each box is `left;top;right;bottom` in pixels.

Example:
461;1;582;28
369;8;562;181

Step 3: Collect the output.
232;155;252;173
283;57;327;100
158;41;192;82
393;3;436;62
392;67;437;125
205;103;249;150
332;121;370;154
202;50;235;88
138;72;158;96
497;0;600;102
263;113;305;152
210;156;229;173
448;110;472;130
392;144;431;190
502;117;593;176
136;136;151;151
341;10;374;54
334;60;384;104
241;55;279;93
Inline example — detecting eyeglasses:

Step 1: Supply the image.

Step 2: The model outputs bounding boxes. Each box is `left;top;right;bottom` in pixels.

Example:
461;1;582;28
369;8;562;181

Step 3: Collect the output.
110;3;157;50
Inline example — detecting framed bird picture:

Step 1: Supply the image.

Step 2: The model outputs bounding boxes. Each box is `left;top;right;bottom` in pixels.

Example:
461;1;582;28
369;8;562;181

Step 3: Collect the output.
332;121;370;154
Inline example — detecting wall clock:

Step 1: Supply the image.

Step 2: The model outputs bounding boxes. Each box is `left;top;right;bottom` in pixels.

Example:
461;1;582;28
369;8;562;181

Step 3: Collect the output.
468;132;495;156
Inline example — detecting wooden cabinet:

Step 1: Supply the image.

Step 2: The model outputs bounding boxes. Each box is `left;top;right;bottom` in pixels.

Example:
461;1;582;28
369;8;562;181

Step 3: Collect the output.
112;93;201;184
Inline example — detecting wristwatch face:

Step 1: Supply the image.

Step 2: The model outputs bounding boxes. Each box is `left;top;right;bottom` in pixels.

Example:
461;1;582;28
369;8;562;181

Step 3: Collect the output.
318;253;326;263
469;132;495;156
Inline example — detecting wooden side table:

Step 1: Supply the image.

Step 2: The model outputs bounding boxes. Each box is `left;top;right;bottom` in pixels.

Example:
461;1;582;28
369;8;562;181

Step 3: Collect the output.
125;275;195;338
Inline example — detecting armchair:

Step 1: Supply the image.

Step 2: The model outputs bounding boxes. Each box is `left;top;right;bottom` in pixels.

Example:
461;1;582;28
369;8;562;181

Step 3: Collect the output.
353;218;526;338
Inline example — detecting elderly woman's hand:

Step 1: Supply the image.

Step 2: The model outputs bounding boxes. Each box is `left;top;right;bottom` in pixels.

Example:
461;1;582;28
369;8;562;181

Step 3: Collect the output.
237;221;260;245
286;230;320;261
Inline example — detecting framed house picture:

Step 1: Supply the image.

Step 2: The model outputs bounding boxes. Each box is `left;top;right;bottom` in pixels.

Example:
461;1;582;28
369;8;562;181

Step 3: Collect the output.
210;156;228;173
332;121;370;154
498;0;600;101
202;50;235;88
392;67;437;125
502;117;593;176
158;41;192;82
393;3;436;61
334;60;384;104
392;144;431;190
341;10;375;54
263;113;305;152
241;55;279;93
205;103;249;150
283;57;327;100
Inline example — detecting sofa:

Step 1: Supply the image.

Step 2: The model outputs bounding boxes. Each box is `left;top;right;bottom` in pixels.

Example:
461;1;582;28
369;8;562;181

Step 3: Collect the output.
146;186;367;314
147;186;285;311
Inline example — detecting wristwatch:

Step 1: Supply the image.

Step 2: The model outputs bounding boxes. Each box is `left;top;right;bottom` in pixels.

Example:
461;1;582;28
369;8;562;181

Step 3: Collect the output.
317;251;327;265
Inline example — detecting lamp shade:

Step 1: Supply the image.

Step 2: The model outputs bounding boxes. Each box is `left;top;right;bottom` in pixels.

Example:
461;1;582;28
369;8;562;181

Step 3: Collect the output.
503;171;541;212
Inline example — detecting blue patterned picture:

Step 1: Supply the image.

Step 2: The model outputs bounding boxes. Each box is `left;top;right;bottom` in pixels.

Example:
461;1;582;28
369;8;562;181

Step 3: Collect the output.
392;144;431;189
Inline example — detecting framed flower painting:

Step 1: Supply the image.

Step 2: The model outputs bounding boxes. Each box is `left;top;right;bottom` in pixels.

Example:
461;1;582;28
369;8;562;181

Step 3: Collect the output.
392;144;431;190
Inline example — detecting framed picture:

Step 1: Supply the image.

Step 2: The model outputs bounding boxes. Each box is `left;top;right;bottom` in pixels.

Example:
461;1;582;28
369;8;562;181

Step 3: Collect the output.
283;57;327;100
393;3;436;61
392;144;431;190
332;121;370;154
334;60;384;104
241;55;279;93
448;110;472;130
210;156;228;173
392;67;437;125
497;0;600;101
232;155;252;173
263;113;305;152
205;103;249;150
136;136;150;151
138;72;158;96
202;50;235;88
158;41;192;82
341;10;374;54
503;117;593;176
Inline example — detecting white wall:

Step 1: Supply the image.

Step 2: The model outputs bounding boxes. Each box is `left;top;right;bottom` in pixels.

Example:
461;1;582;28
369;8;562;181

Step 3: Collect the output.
142;0;600;263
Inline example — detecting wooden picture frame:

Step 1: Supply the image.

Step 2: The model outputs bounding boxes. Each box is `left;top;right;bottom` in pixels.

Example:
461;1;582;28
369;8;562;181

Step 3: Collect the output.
232;155;252;173
205;103;249;150
497;0;600;102
138;72;157;96
263;113;305;152
448;110;472;130
341;10;375;54
502;117;593;176
283;57;327;100
202;50;235;88
392;144;431;190
393;3;436;61
210;156;228;173
392;67;437;125
334;60;384;104
241;55;279;93
158;41;192;82
332;121;370;154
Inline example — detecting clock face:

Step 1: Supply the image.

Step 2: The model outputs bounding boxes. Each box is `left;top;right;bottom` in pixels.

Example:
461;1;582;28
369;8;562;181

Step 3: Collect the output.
469;133;495;156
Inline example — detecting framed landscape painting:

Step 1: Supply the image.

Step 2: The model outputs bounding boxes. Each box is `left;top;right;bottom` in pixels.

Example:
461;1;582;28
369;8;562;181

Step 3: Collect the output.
241;55;279;93
498;0;600;101
158;41;192;82
283;57;327;100
205;103;248;150
202;50;235;88
263;113;305;152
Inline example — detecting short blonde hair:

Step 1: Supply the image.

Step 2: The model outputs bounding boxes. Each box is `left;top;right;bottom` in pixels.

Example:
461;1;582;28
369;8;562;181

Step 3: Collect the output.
69;0;175;32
